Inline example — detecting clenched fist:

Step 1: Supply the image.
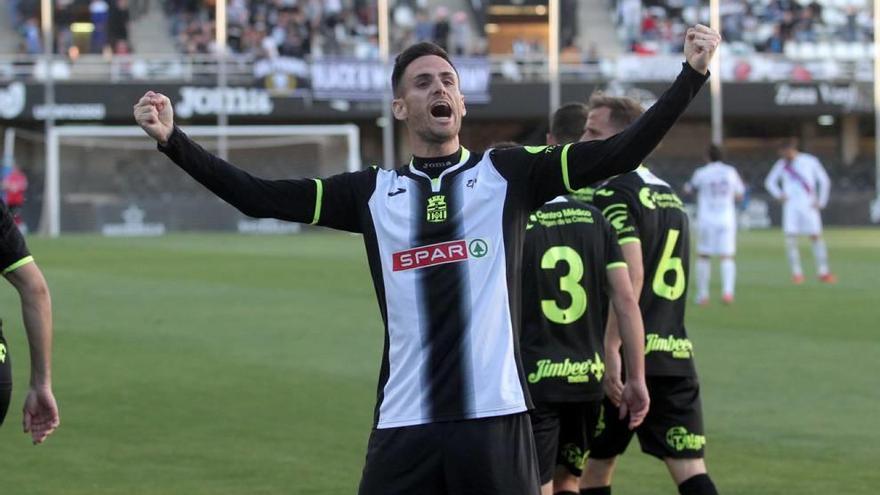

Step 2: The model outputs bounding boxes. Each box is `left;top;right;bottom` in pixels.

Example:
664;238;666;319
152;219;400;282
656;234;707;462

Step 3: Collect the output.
133;91;174;145
684;25;721;75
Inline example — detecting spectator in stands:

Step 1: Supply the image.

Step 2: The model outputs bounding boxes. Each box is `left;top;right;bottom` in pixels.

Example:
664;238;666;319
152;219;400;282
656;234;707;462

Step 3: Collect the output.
22;17;41;55
414;9;434;43
432;6;450;51
449;11;470;56
108;0;131;51
90;0;110;54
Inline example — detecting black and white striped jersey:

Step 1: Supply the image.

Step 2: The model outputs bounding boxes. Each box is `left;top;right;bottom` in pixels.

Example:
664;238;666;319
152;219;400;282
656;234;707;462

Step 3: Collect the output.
158;64;707;428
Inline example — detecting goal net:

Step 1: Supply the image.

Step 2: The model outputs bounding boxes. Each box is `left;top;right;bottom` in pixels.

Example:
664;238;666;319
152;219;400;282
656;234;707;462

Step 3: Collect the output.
43;125;360;236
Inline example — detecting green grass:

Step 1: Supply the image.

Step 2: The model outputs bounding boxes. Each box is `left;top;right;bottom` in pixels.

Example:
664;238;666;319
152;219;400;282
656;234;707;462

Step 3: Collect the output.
0;229;877;494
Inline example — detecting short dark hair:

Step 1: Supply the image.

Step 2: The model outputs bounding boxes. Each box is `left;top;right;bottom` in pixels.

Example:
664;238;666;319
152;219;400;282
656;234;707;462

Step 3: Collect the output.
707;144;723;162
549;103;587;144
778;137;799;150
391;42;457;97
587;93;644;133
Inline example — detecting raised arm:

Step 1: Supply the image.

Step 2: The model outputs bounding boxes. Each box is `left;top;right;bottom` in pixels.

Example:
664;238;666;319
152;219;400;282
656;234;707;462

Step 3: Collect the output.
561;26;719;191
133;92;321;223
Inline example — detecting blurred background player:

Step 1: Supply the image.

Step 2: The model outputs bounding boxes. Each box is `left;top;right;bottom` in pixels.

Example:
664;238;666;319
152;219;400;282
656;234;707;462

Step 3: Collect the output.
1;161;28;227
0;200;59;444
514;108;650;495
683;145;745;305
581;94;719;495
764;139;835;284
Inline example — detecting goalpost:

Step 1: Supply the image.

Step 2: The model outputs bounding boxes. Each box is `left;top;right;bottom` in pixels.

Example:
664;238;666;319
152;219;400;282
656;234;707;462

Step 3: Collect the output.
43;125;361;237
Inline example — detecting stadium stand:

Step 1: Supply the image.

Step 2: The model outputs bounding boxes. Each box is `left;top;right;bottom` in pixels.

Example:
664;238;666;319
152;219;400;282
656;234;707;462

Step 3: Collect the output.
609;0;874;56
167;0;484;58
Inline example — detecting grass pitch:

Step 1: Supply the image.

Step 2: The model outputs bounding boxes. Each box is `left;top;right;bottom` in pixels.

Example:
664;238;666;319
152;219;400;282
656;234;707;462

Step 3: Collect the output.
0;229;877;494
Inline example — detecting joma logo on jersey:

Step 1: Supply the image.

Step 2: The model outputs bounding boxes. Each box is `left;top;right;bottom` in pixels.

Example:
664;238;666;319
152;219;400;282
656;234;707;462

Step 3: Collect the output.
426;195;447;223
392;239;489;271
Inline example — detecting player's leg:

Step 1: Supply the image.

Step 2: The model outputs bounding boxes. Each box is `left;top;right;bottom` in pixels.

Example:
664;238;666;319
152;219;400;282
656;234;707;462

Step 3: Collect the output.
719;225;737;303
694;255;711;305
357;422;445;495
442;413;541;495
529;404;563;495
581;399;633;494
805;210;835;282
0;321;12;426
782;205;804;283
694;223;713;305
635;377;718;495
552;402;601;495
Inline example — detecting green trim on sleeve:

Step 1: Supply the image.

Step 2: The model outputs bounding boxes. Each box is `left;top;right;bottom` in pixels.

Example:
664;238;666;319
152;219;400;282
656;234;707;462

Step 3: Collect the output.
606;261;628;270
2;255;34;275
560;143;575;193
310;179;323;225
618;237;641;246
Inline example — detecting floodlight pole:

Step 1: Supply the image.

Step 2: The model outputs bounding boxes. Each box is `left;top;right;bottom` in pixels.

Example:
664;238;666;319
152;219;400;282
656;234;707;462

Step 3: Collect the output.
379;0;394;169
216;0;229;160
709;0;722;145
41;0;59;236
548;0;560;120
875;0;880;208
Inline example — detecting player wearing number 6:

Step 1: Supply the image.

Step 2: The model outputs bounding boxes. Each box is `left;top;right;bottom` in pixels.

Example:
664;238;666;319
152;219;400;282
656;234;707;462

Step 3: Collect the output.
581;94;720;495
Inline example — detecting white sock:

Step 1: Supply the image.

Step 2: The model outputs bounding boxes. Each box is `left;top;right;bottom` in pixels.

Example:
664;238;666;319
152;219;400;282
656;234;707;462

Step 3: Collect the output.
785;236;802;276
812;238;829;276
696;257;711;301
721;258;736;297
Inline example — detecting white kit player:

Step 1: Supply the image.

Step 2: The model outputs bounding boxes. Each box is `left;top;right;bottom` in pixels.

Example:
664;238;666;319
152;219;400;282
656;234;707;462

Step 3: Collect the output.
764;139;836;284
685;145;744;305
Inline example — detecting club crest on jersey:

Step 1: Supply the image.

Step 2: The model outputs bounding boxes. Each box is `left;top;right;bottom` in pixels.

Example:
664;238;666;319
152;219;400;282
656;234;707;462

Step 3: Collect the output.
392;239;489;271
426;195;447;223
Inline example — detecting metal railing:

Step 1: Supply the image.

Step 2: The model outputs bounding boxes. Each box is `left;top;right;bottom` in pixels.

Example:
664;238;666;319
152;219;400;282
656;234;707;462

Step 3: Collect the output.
0;51;873;85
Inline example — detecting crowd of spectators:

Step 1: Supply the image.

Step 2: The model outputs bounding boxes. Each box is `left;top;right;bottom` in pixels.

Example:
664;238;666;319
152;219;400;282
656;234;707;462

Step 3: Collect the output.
614;0;874;55
11;0;133;56
166;0;483;59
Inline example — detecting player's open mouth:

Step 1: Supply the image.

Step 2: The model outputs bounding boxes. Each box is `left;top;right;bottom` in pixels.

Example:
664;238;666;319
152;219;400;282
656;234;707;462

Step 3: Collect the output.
430;101;453;121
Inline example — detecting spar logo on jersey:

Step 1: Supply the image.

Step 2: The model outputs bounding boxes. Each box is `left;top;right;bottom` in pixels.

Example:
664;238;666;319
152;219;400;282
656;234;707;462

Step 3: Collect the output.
392;239;489;271
0;342;6;363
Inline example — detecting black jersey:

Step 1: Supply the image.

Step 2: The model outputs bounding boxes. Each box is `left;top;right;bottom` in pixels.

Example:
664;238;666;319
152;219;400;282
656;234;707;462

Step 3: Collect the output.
158;65;707;427
0;201;31;275
592;167;696;377
521;197;626;402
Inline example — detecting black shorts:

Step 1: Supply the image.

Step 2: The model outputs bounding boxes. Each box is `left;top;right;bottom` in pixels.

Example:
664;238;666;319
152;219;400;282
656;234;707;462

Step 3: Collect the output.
530;401;602;484
358;413;540;495
589;376;705;460
0;322;12;427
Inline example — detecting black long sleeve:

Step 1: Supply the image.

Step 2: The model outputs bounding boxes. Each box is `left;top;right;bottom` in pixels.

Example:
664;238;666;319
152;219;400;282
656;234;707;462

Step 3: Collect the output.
158;126;318;223
565;63;709;188
490;63;708;209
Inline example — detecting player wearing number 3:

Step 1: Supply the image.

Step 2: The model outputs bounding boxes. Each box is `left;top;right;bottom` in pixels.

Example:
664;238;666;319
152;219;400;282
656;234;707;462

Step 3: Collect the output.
516;103;649;495
582;94;720;495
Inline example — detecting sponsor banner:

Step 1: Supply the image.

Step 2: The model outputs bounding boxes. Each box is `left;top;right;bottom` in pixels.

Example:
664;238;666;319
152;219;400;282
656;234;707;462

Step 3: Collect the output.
306;57;491;103
0;77;875;124
100;205;166;237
